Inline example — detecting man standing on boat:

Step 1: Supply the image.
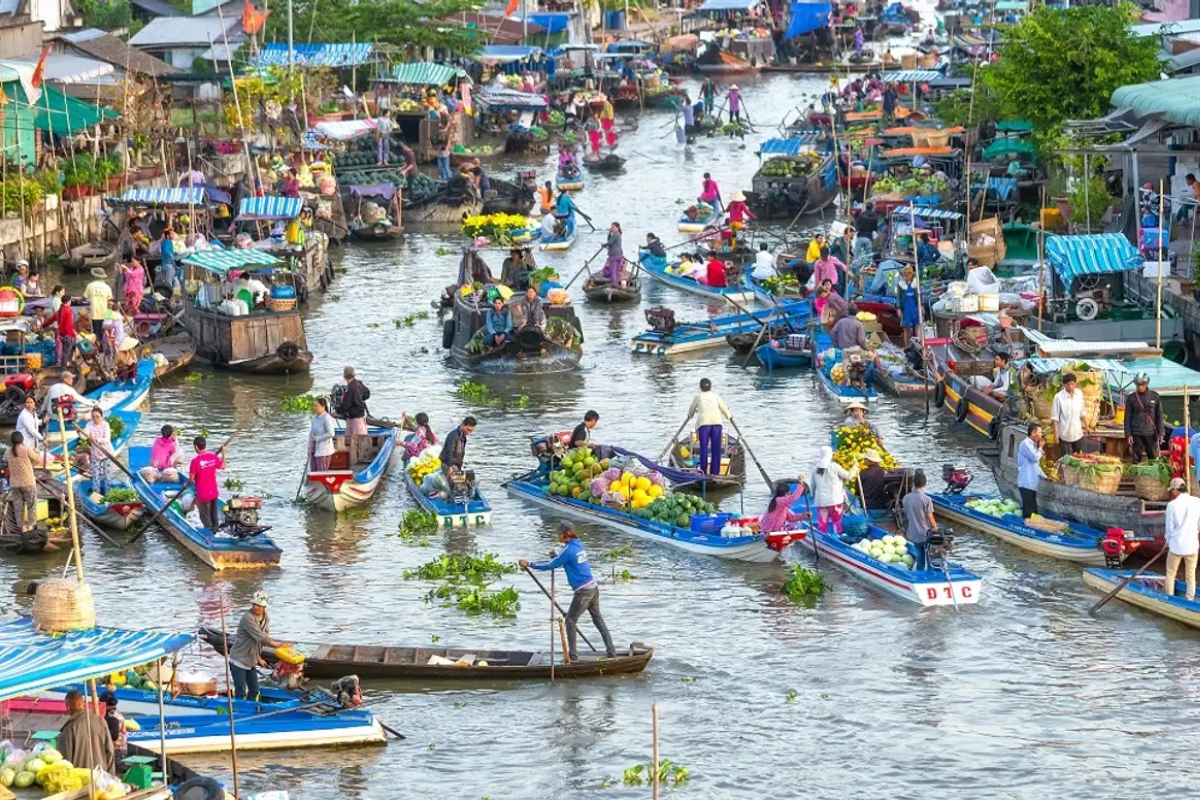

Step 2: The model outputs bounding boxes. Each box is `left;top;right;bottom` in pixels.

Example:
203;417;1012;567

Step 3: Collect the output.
1051;373;1088;456
701;78;717;117
229;591;289;701
189;436;226;531
901;470;937;571
1017;422;1047;519
1163;477;1200;601
39;371;89;422
84;268;112;339
685;378;732;477
571;411;599;450
521;521;617;662
1124;372;1164;463
440;416;476;479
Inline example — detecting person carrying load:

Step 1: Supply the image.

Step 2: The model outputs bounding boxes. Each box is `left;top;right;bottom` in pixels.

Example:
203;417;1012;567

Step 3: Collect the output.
1124;372;1164;463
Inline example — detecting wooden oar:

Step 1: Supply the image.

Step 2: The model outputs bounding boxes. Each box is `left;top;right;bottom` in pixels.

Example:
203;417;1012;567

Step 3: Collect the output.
522;565;596;653
657;416;691;463
1088;547;1168;615
569;199;597;232
564;246;606;290
727;417;773;490
740;307;779;369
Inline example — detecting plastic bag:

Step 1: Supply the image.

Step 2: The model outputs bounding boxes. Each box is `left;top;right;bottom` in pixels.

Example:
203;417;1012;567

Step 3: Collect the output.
421;471;449;499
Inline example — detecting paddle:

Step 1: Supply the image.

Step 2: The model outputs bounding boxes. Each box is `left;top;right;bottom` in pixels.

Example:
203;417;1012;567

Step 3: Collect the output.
657;416;692;464
522;565;597;653
802;486;818;566
740;306;779;369
727;417;772;490
293;461;308;505
1088;547;1168;616
666;225;730;253
568;199;597;232
564;246;606;291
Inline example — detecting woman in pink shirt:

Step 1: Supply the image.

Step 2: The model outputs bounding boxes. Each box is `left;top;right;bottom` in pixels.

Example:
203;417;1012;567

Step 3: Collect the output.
147;424;181;482
759;481;808;532
188;435;226;531
810;246;846;289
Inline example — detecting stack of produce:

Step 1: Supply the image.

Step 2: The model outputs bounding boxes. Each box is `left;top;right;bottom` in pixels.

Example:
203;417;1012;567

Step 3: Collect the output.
869;173;949;200
638;493;717;527
964;496;1022;518
682;201;714;221
548;110;566;126
407;447;442;484
1061;453;1122;492
452;144;497;156
461;213;530;244
758;153;823;179
849;535;916;569
832;425;899;473
406;172;439;204
1125;458;1172;501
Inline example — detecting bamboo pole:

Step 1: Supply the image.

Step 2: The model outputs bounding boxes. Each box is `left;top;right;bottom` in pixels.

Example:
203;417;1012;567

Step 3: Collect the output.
963;54;980;222
549;568;556;682
1157;179;1165;350
55;406;84;582
218;600;241;798
651;704;660;800
1037;185;1046;331
910;205;930;415
1186;385;1193;494
155;659;169;787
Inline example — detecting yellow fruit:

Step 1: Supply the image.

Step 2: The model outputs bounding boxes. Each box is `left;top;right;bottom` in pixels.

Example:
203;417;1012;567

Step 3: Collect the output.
648;485;663;498
680;447;690;458
621;471;635;485
633;489;649;503
124;718;141;732
635;476;651;492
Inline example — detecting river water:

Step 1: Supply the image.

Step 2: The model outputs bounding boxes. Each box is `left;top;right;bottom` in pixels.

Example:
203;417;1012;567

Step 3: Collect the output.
3;70;1199;800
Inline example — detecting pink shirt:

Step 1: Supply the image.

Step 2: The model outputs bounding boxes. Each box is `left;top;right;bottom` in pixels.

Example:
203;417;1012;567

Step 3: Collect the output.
189;451;224;503
811;256;845;287
150;436;177;470
760;485;807;532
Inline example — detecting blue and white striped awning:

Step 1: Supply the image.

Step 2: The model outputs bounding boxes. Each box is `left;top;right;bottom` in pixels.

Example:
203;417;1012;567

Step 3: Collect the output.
0;618;192;700
182;249;283;276
759;134;820;156
238;196;303;221
254;43;376;68
1045;233;1143;285
110;188;205;206
891;205;964;220
882;70;943;83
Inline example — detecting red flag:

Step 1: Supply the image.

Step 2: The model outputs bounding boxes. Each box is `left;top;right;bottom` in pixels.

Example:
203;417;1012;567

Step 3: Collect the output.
504;0;520;16
243;0;270;35
30;43;51;89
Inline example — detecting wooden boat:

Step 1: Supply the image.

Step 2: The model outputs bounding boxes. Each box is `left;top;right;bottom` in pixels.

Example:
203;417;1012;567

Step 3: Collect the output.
304;427;400;512
756;338;812;369
582;154;627;173
667;431;746;491
46;408;139;463
813;331;878;404
794;519;982;607
347;184;404;241
875;340;930;396
540;215;577;251
47;359;155;429
401;467;491;529
695;50;759;75
638;253;755;304
127;445;282;570
582;275;641;303
0;472;75;554
931;493;1107;565
726;325;791;354
631;301;810;356
934;355;1005;439
67;241;119;273
70;475;144;531
677;202;719;233
555;165;584;192
150;333;196;380
748;152;838;220
1082;569;1200;630
505;468;802;562
349;219;404;241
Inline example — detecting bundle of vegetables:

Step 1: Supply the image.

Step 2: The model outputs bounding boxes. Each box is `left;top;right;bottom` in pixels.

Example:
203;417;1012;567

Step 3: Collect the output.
1062;453;1122;475
102;486;138;504
407;446;442;484
548;109;566;126
850;534;916;569
964;496;1022;519
869;173;949;198
761;274;800;295
1125;458;1171;484
637;492;717;527
832;425;900;473
529;126;549;141
682;202;713;221
545;316;583;350
452;144;497;155
528;266;561;288
461;212;530;241
563;130;579;145
719;121;748;137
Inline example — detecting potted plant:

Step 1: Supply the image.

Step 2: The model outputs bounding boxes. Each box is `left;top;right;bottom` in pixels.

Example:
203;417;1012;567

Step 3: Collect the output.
316;101;343;122
62;155;94;201
92;154;121;191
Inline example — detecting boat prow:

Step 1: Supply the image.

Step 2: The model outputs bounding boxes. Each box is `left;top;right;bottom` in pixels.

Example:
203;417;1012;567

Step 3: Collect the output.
304;427;400;512
402;467;492;528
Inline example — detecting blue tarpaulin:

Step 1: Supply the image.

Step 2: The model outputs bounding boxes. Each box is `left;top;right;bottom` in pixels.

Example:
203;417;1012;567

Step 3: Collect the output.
474;45;543;64
476;86;548;111
759;135;819;156
1045;233;1143;285
529;12;570;33
254;43;376;68
238;196;304;221
785;2;832;39
698;0;762;12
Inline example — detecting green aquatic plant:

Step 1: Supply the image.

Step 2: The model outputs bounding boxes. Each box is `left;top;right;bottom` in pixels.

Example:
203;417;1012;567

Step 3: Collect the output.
280;394;317;413
403;553;516;583
781;565;828;600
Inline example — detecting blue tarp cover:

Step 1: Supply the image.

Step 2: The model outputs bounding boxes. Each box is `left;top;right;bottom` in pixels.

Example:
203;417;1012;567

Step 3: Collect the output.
1045;233;1143;285
529;13;570;33
476;86;548;111
183;249;283;274
111;188;205;206
475;45;543;63
785;2;831;39
255;43;376;67
698;0;762;11
759;136;819;156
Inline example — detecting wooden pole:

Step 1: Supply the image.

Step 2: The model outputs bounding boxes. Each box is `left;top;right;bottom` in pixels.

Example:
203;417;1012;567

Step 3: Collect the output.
651;704;660;800
1037;185;1046;332
55;406;84;582
963;55;980;222
549;568;556;682
1186;385;1193;495
1157;179;1165;349
910;205;930;415
218;600;241;798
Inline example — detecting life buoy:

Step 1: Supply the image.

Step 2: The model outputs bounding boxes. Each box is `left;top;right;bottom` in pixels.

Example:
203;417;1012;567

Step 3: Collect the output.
276;341;300;363
442;318;456;350
933;380;946;408
1075;297;1099;321
955;392;970;422
172;776;223;800
988;416;1001;441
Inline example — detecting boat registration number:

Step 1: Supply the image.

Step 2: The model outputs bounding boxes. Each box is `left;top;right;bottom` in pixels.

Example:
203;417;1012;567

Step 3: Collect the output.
926;585;973;601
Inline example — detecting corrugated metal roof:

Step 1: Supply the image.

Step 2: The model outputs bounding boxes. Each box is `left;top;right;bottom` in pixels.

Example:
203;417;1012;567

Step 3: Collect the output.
255;43;376;68
386;62;467;86
882;70;942;83
182;249;282;275
698;0;762;10
1044;233;1144;284
758;135;818;156
473;45;543;63
197;41;242;62
1022;327;1151;356
129;17;241;48
475;86;548;110
1123;357;1200;397
1110;75;1200;127
892;205;963;220
1132;19;1200;38
8;53;114;85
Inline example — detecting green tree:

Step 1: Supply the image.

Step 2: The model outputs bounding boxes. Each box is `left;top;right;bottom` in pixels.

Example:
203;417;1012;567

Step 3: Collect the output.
77;0;132;28
265;0;486;56
982;3;1159;154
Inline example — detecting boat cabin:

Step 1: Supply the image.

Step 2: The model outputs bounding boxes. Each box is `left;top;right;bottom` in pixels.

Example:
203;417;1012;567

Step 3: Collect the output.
231;195;334;300
106;187;219;274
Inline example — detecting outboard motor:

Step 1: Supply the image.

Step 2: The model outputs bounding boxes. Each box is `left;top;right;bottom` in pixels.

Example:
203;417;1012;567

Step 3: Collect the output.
904;340;926;373
942;464;972;494
219;496;270;539
926;528;955;570
330;675;363;708
645;307;677;336
1101;527;1129;568
328;383;347;418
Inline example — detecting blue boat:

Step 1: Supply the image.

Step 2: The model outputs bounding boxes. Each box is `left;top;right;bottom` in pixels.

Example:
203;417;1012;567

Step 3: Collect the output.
678;201;719;233
931;493;1107;564
555;165;584;192
813;331;878;403
638;252;756;304
127;446;282;570
1082;569;1200;630
402;466;492;529
46;359;156;433
631;300;810;356
51;409;145;532
504;469;801;562
540;214;576;251
742;269;804;305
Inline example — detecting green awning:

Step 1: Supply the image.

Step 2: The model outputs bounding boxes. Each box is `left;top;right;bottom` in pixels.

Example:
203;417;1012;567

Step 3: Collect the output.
384;62;467;86
9;83;118;135
182;249;282;276
994;119;1033;133
1111;76;1200;127
982;138;1036;161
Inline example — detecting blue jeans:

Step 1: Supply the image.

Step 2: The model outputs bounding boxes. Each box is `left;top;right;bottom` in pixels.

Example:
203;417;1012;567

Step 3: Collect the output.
230;664;259;700
911;540;929;571
697;424;722;476
437;154;452;181
377;138;390;164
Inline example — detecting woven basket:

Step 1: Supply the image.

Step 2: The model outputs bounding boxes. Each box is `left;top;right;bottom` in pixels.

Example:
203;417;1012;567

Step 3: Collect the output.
1134;474;1171;502
1083;396;1101;428
1028;392;1054;421
33;579;96;632
1079;469;1122;494
267;298;297;313
1059;463;1079;487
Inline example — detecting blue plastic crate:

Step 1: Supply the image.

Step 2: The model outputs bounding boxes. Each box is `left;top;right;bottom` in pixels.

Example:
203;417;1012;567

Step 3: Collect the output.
690;513;733;534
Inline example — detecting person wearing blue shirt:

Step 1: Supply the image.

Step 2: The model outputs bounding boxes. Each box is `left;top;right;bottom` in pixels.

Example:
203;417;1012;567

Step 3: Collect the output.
484;297;512;347
521;521;617;661
915;233;940;267
1017;422;1047;519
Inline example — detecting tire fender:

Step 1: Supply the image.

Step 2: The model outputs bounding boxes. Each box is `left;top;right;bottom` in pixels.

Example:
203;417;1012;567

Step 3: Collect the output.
442;318;456;350
933;380;946;408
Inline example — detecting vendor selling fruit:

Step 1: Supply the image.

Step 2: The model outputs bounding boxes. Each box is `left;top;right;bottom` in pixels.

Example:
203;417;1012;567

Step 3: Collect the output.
56;689;114;772
440;416;477;479
571;410;599;450
229;591;290;701
842;400;881;444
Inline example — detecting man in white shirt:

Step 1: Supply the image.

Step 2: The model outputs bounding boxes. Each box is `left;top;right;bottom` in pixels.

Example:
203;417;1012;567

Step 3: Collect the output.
685;377;732;477
982;351;1011;400
40;371;91;421
751;243;777;280
1051;372;1087;455
15;395;43;454
1163;477;1200;600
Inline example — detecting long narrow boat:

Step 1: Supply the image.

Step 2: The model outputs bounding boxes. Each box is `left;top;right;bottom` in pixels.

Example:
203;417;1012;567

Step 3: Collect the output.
504;468;802;562
875;341;930;395
793;521;982;607
1082;569;1200;630
541;215;577;251
756;339;812;369
630;300;810;356
555;166;584;192
583;275;642;303
150;333;197;380
402;467;492;529
638;253;756;304
46;409;139;462
666;432;746;491
70;475;144;530
678;202;719;233
127;446;282;569
931;493;1106;565
304;427;400;512
198;627;651;680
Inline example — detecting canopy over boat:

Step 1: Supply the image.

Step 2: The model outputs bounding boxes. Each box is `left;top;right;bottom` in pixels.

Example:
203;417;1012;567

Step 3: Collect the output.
237;195;304;221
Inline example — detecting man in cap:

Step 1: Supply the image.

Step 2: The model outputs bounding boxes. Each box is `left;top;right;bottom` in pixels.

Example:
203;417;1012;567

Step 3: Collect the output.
521;522;617;661
841;399;881;443
1164;477;1200;601
40;370;90;421
1123;372;1163;463
229;591;289;700
84;267;112;339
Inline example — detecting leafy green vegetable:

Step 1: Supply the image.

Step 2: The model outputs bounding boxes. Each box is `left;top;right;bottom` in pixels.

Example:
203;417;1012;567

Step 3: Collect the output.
781;565;828;599
102;487;138;504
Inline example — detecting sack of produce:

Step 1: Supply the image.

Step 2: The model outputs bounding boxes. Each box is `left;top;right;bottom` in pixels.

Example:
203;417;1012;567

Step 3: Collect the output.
421;471;449;499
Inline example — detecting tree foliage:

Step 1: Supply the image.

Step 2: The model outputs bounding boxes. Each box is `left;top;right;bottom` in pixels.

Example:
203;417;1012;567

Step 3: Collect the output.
981;3;1159;154
264;0;486;56
77;0;132;28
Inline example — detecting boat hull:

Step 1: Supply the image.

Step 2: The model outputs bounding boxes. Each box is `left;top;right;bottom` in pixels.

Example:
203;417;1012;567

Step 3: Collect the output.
631;300;810;357
931;494;1107;565
756;343;811;369
1083;569;1200;630
639;253;756;304
402;469;492;528
304;429;400;512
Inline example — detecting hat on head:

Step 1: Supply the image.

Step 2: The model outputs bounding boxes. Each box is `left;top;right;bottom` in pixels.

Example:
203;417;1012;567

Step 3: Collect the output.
816;445;834;470
863;448;883;464
731;190;746;202
90;267;108;279
99;691;117;706
17;259;28;268
1135;372;1150;385
251;590;270;608
731;84;739;90
118;336;140;353
1171;477;1187;491
845;400;868;413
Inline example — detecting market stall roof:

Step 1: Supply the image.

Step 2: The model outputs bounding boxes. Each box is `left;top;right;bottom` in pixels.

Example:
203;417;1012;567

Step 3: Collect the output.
254;42;377;68
3;79;119;135
475;86;548;111
1044;233;1143;284
237;195;304;221
110;187;206;206
697;0;763;11
309;118;378;141
993;0;1027;10
882;70;943;83
1110;75;1200;127
0;618;192;700
182;249;283;276
891;205;964;220
385;62;468;86
784;2;831;39
1019;353;1200;397
129;17;242;48
758;136;819;156
473;45;543;64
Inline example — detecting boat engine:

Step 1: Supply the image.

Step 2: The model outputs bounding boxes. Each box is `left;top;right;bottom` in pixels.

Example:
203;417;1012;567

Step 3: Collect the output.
926;528;955;569
330;675;363;708
1101;527;1130;568
904;340;927;373
448;469;476;504
219;496;271;539
530;431;573;465
645;306;677;336
942;464;973;494
270;659;305;690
